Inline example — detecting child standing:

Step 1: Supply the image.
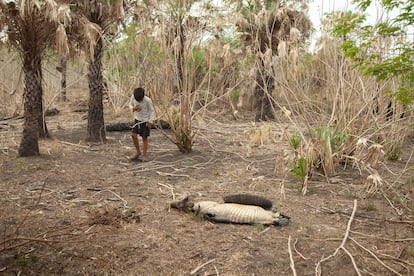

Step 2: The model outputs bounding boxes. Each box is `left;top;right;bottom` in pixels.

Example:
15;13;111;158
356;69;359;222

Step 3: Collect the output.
129;87;156;162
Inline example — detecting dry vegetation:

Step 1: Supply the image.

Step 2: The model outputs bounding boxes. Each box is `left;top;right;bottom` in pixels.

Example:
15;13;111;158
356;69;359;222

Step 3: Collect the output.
1;2;414;275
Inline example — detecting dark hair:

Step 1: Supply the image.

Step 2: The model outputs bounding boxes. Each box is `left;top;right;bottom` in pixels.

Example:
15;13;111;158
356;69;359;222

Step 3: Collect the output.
133;87;145;101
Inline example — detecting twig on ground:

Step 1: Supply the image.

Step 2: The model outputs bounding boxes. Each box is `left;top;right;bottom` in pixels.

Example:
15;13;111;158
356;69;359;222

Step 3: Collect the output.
305;203;414;224
157;182;176;200
58;140;91;149
156;171;190;178
92;190;128;208
350;237;402;275
315;199;359;276
350;230;414;242
213;265;219;276
342;246;362;276
288;235;297;276
293;239;310;260
383;194;403;216
13;179;48;238
190;258;216;275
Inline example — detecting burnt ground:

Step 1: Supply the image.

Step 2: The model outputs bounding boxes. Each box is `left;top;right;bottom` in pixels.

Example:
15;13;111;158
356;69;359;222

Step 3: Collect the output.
0;102;413;276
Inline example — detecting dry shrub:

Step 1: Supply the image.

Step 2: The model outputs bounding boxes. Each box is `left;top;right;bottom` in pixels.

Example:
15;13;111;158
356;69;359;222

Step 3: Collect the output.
0;50;23;118
271;33;412;194
246;123;272;147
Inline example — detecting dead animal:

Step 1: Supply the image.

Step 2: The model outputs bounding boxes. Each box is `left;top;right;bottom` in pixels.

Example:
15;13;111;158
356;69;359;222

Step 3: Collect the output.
223;194;274;210
171;194;289;226
193;201;289;226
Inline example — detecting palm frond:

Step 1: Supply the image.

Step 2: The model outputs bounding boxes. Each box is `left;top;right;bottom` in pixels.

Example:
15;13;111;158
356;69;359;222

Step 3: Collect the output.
55;23;69;56
44;0;58;22
84;22;102;58
113;0;125;21
57;4;71;26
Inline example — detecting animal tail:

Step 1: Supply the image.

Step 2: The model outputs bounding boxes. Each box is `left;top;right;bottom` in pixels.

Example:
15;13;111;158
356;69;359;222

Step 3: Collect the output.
223;194;273;210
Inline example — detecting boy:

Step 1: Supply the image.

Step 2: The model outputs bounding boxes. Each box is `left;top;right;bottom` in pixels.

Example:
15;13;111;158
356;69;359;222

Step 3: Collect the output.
129;87;156;162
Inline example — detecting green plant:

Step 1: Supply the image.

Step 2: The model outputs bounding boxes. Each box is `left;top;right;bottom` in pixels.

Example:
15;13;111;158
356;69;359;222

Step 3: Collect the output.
185;160;194;166
291;157;307;180
254;223;266;232
314;126;349;152
365;202;377;212
291;157;310;195
230;90;240;106
385;142;401;160
34;162;48;171
16;254;37;270
331;1;414;106
290;133;302;150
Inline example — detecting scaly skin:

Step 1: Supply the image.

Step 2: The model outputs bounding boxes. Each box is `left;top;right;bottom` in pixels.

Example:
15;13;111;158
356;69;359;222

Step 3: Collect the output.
193;201;289;226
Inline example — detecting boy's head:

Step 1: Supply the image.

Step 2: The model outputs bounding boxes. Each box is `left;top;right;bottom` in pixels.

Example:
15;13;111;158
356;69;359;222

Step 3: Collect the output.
133;87;145;102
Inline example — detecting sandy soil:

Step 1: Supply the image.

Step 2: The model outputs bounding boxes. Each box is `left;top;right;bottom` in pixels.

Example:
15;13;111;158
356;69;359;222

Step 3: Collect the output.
0;102;413;275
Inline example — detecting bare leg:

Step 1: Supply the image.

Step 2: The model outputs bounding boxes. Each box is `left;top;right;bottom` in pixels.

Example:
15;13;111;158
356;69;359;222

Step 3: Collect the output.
131;132;141;156
142;136;148;160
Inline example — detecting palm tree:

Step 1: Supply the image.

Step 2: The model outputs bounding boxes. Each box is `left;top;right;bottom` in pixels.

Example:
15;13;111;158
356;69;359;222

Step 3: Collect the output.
69;0;127;143
231;0;311;121
0;0;70;156
131;0;203;153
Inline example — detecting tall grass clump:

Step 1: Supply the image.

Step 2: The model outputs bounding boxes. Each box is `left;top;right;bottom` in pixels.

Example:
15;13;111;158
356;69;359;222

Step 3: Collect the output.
271;15;412;195
0;50;23;118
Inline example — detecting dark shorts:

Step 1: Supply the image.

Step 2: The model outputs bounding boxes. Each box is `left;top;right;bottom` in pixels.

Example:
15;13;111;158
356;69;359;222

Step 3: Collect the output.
132;120;150;137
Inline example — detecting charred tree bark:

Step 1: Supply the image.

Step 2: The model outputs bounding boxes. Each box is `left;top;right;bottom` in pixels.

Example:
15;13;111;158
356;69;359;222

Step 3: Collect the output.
19;52;45;156
255;62;275;122
86;38;106;142
58;56;67;101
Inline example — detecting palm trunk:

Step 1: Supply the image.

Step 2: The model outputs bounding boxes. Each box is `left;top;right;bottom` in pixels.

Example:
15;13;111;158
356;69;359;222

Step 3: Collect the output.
58;56;67;101
86;38;106;142
255;65;275;121
18;52;44;156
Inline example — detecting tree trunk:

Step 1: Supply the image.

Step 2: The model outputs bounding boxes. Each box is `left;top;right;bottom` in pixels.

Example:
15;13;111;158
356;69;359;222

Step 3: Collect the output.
18;53;44;156
174;17;192;153
58;56;67;101
255;67;275;122
86;38;106;142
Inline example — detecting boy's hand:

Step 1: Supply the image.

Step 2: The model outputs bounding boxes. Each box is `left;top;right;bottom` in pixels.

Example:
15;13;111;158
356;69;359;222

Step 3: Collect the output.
133;106;141;112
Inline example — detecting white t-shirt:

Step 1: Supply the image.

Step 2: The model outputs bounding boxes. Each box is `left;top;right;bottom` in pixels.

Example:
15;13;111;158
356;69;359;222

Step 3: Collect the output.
129;95;156;123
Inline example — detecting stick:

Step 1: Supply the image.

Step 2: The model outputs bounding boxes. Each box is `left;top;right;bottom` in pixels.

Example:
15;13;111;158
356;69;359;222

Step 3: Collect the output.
190;258;215;275
156;171;190;178
58;140;91;149
342;246;362;276
92;190;128;208
350;230;414;242
305;203;413;224
350;237;402;276
288;235;297;276
293;239;310;260
315;199;358;275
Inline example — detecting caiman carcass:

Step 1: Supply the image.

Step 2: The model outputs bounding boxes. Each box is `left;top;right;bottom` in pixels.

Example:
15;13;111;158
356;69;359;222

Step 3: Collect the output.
170;194;290;227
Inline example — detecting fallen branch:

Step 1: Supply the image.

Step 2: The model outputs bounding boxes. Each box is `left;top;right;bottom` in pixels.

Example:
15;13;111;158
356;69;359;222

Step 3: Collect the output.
156;171;190;178
315;199;360;276
92;190;128;208
190;258;216;275
288;235;297;276
350;230;414;242
58;140;92;149
350;237;403;276
305;203;413;224
293;239;310;260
